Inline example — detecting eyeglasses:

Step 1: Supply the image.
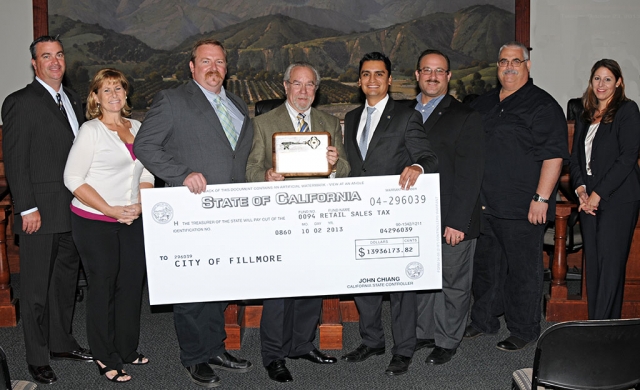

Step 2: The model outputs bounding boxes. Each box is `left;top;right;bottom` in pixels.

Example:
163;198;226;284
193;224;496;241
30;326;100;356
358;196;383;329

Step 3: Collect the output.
418;67;449;76
497;58;527;68
286;81;316;90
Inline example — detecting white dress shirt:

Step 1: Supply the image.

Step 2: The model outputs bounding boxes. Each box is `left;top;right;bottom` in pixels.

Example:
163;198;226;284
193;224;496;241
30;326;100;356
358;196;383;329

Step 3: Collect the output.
356;95;387;148
585;123;600;176
285;102;312;131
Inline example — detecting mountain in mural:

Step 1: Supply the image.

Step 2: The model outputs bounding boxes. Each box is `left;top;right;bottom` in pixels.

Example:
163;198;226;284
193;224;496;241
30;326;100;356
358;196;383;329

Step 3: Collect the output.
50;4;511;106
51;4;512;75
49;0;513;50
177;5;513;72
49;14;160;64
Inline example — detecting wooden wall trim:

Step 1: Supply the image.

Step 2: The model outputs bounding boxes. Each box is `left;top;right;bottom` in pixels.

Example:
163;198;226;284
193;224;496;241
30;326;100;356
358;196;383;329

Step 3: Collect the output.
33;0;48;39
515;0;531;50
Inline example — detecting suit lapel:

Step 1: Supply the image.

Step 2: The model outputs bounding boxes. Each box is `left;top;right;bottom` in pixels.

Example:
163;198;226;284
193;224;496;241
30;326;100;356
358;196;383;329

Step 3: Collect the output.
186;81;234;149
348;106;365;160
227;92;251;145
272;104;295;132
423;95;451;132
310;107;324;133
67;89;84;126
591;121;611;156
30;81;75;135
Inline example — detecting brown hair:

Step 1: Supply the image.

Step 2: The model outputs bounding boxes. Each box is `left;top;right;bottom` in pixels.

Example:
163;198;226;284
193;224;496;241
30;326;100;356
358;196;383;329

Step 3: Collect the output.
581;59;627;124
190;39;227;64
86;68;131;119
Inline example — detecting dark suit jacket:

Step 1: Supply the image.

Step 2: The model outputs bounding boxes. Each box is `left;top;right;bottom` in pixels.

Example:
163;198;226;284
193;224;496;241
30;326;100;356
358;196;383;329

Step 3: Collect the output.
344;97;437;177
1;80;84;235
134;80;253;186
246;104;349;181
411;95;484;240
569;100;640;204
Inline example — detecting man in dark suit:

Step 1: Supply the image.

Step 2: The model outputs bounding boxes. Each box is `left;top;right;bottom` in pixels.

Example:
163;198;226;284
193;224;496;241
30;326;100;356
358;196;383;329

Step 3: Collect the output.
1;35;92;385
134;39;253;388
246;62;349;382
409;50;484;365
341;52;438;376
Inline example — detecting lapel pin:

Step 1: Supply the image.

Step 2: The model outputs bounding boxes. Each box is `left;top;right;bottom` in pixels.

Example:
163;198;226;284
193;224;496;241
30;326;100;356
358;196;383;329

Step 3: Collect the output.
387;115;391;119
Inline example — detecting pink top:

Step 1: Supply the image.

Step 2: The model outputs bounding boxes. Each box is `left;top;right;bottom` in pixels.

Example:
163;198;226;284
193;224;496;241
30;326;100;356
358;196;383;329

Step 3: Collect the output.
125;143;136;161
71;204;117;222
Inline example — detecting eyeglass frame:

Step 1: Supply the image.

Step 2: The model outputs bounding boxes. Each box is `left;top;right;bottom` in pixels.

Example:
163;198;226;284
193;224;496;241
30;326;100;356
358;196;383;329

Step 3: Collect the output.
417;67;450;76
285;80;317;90
497;58;528;68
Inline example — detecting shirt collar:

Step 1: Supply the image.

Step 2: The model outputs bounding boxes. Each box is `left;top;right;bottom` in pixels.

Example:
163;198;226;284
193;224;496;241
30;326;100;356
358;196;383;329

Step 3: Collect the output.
366;94;389;111
415;93;445;109
285;101;311;118
500;78;534;103
194;80;227;102
36;76;63;97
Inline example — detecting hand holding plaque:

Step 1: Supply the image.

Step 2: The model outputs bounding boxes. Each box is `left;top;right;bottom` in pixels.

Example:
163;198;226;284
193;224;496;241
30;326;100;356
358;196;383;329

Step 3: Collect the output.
272;131;332;177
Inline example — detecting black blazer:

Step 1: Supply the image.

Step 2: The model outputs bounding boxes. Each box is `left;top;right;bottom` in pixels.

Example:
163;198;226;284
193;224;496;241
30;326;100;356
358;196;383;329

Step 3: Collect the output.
569;100;640;204
344;97;438;177
1;80;84;235
415;95;484;239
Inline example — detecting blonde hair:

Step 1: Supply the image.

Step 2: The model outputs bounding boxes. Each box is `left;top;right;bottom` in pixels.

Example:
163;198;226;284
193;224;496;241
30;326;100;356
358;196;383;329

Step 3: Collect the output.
86;68;131;119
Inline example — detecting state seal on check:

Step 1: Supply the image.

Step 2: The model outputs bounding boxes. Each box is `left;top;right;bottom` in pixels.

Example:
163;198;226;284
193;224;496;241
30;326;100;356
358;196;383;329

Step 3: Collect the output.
152;202;173;224
406;262;424;280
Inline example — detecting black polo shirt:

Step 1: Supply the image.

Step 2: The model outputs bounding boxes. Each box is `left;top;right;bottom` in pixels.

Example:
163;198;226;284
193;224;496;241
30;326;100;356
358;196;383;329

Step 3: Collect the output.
471;79;568;220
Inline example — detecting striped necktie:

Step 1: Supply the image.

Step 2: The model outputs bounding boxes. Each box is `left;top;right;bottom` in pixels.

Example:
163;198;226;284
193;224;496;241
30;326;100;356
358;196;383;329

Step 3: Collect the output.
212;94;238;149
56;93;68;119
359;107;375;159
296;113;309;132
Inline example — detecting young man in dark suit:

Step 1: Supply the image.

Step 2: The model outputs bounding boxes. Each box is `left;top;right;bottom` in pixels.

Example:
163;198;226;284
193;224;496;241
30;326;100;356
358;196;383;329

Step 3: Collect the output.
341;52;438;376
410;50;484;365
134;39;253;388
2;35;92;385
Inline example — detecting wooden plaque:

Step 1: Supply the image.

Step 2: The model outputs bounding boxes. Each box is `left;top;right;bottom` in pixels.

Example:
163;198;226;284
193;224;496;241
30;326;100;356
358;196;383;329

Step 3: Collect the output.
272;132;332;177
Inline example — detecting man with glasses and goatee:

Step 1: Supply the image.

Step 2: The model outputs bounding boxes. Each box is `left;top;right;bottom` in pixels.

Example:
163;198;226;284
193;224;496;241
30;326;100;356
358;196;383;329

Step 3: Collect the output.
410;49;484;366
463;41;568;352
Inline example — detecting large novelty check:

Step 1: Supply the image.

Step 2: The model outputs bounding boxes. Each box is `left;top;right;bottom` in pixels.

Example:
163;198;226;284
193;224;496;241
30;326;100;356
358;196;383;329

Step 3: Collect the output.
141;175;442;305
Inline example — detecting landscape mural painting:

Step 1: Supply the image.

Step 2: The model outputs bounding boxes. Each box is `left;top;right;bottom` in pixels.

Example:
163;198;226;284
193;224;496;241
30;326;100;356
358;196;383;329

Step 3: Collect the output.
48;0;515;117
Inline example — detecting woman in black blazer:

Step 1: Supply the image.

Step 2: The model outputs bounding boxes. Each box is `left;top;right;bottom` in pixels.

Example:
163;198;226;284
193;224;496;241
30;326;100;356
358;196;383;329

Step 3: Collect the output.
569;59;640;319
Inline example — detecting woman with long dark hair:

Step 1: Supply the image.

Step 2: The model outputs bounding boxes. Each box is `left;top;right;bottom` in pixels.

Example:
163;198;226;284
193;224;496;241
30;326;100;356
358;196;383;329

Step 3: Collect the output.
569;59;640;319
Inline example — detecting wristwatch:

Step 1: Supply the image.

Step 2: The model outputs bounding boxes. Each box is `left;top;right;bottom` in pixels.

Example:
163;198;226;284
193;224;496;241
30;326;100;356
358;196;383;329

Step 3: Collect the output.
532;193;549;203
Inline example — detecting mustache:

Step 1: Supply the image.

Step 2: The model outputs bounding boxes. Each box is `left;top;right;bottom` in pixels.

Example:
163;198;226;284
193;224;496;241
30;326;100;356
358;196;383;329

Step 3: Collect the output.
205;70;223;78
502;69;519;76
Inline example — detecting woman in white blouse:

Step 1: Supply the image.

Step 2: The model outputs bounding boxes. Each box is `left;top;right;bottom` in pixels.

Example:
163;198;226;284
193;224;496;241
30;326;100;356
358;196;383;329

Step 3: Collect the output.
569;59;640;320
64;68;154;383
